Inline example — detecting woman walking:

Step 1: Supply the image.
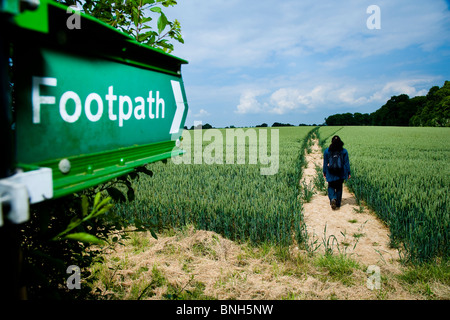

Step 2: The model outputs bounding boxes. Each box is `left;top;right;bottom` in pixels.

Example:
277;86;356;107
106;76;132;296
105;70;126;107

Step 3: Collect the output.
323;135;351;210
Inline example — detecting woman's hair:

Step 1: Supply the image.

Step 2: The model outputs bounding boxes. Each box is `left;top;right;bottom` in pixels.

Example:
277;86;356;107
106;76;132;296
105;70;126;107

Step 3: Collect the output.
329;135;344;151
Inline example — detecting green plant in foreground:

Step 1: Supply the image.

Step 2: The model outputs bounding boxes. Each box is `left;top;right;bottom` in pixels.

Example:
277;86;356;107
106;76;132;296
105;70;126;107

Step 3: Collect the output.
315;254;361;286
22;166;158;299
52;193;113;245
164;275;215;300
397;260;450;299
301;181;315;202
313;164;327;195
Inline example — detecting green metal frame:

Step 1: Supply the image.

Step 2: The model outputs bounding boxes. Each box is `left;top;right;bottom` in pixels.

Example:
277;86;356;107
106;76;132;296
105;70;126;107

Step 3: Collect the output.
19;141;183;198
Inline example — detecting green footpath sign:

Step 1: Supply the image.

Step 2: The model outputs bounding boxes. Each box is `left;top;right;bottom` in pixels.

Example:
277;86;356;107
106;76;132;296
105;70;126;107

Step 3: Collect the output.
11;0;189;198
16;47;187;163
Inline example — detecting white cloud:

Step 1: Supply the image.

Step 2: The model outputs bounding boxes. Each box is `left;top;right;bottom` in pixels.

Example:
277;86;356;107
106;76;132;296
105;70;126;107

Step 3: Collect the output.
368;78;435;103
194;108;211;117
268;86;325;114
235;85;331;115
337;87;368;105
235;89;268;114
233;77;437;115
172;0;450;69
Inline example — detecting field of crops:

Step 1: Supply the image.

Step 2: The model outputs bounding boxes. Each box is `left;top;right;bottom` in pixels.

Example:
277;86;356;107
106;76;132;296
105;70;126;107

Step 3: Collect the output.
116;125;449;263
116;126;315;246
318;126;450;262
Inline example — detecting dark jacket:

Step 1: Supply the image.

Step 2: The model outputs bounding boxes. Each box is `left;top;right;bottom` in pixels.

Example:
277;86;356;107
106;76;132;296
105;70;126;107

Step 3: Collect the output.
323;147;351;182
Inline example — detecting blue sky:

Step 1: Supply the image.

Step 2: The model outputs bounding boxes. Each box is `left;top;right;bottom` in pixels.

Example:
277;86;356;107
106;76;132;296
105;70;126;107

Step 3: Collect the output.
165;0;450;128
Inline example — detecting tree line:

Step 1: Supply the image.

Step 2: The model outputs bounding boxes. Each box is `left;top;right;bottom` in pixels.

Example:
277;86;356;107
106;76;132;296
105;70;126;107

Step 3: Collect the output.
184;122;317;130
325;81;450;127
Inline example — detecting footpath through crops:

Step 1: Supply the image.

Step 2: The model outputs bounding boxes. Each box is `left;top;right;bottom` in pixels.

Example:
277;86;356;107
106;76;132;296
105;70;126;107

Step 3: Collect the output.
115;126;449;263
319;126;449;263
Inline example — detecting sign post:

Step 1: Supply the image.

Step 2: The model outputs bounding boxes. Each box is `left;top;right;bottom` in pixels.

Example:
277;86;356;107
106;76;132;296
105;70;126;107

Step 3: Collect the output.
0;1;24;300
0;0;189;299
8;0;189;200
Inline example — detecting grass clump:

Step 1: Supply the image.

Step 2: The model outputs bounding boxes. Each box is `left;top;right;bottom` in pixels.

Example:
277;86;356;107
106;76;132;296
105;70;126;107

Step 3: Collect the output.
314;254;361;286
397;260;450;299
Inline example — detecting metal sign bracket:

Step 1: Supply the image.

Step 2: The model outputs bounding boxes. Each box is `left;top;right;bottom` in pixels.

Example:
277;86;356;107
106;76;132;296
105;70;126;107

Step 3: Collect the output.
0;167;53;226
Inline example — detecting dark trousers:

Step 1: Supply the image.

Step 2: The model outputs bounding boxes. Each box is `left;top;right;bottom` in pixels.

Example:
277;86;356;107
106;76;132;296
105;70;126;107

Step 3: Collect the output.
328;179;344;207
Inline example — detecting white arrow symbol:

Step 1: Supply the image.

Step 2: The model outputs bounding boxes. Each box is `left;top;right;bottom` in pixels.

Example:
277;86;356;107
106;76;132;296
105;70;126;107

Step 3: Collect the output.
170;80;186;134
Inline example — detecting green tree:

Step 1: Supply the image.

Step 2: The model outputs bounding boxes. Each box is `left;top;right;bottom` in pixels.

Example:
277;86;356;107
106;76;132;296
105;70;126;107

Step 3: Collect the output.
370;94;409;126
353;112;371;125
62;0;184;52
410;81;450;127
324;82;449;127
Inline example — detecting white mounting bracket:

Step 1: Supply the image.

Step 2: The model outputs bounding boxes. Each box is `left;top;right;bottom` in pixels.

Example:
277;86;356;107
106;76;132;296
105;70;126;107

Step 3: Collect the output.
0;168;53;227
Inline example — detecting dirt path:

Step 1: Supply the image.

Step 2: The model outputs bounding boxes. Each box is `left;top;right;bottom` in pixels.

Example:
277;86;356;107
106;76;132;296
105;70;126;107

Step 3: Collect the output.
300;138;402;273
